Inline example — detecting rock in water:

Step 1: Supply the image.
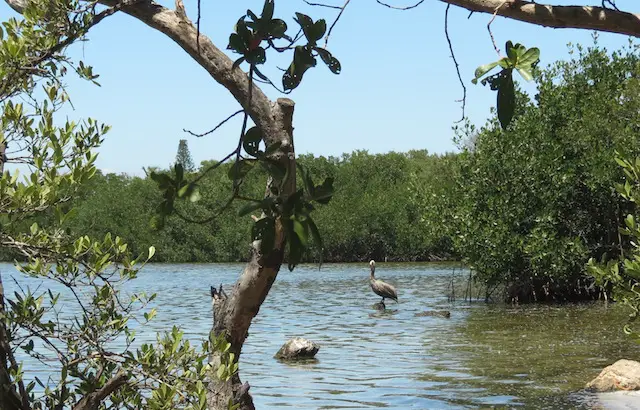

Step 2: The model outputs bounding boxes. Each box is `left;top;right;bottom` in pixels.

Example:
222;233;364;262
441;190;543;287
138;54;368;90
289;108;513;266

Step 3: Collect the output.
274;337;320;360
586;359;640;392
414;310;451;318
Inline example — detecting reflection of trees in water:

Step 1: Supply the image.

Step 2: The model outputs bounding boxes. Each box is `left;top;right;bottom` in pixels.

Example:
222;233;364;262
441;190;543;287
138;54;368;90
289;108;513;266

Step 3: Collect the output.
417;303;640;408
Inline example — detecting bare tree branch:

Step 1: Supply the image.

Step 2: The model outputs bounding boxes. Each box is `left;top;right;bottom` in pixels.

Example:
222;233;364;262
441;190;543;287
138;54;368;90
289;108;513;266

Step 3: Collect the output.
376;0;425;11
71;370;128;410
302;0;342;10
183;109;244;138
325;0;351;47
444;4;466;122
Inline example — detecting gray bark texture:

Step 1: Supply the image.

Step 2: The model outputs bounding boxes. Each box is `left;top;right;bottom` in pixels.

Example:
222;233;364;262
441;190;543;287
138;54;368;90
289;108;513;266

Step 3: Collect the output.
438;1;640;38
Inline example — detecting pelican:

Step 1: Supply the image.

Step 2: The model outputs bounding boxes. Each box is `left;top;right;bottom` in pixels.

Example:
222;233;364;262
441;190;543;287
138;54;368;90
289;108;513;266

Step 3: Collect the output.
369;260;398;307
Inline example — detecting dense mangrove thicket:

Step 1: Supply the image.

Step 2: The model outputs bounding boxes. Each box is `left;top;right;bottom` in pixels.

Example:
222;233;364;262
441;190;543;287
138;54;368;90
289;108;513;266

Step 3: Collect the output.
414;40;640;303
14;149;454;263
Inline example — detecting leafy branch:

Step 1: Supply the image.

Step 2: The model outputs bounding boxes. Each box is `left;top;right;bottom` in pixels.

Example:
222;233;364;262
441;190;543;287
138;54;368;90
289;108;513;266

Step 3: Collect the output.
472;41;540;129
149;0;340;269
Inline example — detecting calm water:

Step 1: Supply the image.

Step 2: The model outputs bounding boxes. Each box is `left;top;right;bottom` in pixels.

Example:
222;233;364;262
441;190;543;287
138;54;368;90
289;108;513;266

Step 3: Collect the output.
3;262;640;409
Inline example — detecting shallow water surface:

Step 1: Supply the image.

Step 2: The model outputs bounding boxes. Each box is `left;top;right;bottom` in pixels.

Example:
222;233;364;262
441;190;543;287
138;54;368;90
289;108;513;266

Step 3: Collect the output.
3;262;640;409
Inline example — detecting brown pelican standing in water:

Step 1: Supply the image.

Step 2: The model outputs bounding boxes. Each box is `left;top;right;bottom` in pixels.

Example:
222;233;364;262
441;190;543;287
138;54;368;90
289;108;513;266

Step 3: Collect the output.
369;260;398;308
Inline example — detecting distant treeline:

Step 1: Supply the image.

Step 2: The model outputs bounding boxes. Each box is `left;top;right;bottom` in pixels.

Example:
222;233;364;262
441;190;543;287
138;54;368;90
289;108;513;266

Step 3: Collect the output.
3;150;455;264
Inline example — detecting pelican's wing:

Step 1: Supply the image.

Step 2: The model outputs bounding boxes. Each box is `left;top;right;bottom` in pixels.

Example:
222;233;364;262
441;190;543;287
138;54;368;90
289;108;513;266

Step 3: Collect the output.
377;280;398;300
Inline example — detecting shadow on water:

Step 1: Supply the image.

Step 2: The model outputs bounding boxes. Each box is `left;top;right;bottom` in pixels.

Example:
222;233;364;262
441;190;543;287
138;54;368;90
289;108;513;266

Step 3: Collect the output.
3;261;640;409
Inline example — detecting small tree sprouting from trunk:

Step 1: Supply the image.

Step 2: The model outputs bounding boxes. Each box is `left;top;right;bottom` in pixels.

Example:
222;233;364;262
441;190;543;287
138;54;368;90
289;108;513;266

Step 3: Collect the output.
175;139;195;172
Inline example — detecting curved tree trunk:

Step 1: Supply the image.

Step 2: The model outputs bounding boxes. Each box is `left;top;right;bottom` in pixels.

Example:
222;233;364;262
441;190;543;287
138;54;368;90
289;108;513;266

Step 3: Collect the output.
208;98;296;410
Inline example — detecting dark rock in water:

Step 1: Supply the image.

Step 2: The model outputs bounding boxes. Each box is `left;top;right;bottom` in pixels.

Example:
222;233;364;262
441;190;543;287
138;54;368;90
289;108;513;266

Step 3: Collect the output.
372;302;386;310
587;359;640;392
274;337;320;360
414;310;451;318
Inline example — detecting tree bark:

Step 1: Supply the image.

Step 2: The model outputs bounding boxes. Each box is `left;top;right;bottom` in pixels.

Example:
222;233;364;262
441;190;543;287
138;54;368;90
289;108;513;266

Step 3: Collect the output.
208;98;295;410
439;1;640;38
71;370;128;410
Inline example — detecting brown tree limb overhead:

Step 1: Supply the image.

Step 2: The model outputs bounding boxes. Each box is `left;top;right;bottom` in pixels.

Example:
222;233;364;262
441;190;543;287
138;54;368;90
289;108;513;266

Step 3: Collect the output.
97;0;280;144
440;0;640;38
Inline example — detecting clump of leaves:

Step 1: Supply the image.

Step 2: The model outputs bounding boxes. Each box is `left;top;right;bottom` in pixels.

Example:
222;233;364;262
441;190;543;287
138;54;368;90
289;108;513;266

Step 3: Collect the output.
226;0;341;91
472;41;540;129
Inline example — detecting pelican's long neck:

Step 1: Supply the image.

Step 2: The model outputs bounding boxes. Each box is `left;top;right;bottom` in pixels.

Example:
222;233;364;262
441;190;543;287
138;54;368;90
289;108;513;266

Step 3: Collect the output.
370;265;375;280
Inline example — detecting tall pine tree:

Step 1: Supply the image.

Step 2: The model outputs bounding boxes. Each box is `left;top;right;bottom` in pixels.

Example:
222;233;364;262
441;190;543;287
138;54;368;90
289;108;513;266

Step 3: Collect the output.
174;139;195;172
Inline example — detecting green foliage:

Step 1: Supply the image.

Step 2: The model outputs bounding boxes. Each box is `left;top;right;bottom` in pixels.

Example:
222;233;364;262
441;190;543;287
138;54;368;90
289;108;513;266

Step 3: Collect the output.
225;1;341;91
588;152;640;341
144;0;343;272
473;41;540;129
52;150;455;264
0;2;239;408
421;40;640;302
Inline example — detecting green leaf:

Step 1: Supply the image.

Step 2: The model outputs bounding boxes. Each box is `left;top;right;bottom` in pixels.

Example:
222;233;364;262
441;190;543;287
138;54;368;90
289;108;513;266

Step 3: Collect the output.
516;67;533;82
267;19;287;38
307;215;323;267
253;67;269;81
238;200;263;217
297;163;315;197
247;47;266;65
228;33;247;54
315;47;341;74
287;223;304;272
292;217;308;247
243;126;262;157
294;13;314;40
261;0;275;21
309;19;327;43
518;47;540;67
472;61;499;84
227;159;255;181
506;40;516;61
497;57;511;70
247;9;259;22
283;46;317;91
150;172;173;189
497;70;515;130
174;163;184;182
314;176;334;204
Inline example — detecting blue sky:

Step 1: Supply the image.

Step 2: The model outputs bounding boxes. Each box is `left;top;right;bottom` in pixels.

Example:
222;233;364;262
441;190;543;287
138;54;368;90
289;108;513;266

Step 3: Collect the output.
0;0;636;176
